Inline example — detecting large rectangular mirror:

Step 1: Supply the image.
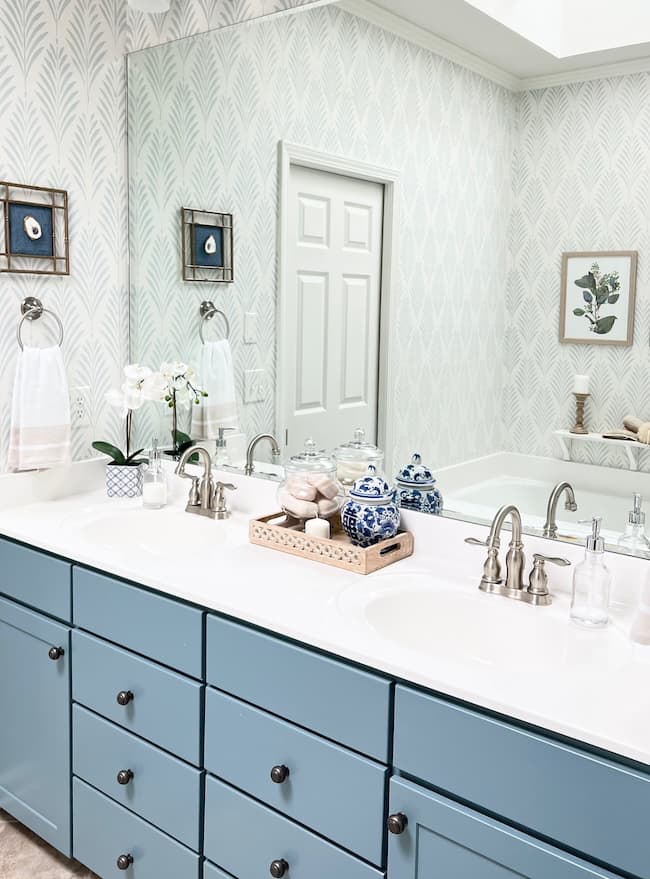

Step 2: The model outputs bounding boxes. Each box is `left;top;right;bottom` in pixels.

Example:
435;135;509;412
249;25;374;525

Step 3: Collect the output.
128;0;650;559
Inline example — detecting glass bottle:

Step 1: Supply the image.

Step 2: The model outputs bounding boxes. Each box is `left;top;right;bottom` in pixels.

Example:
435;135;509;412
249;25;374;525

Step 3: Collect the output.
618;493;650;553
142;438;168;510
570;516;611;628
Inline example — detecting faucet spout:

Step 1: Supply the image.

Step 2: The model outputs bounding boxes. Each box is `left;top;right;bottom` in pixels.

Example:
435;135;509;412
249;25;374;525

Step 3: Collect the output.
543;482;578;539
245;433;281;477
176;445;215;516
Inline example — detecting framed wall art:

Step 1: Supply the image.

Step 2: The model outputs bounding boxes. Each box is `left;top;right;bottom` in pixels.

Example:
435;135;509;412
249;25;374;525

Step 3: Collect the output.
560;251;637;346
181;207;234;283
0;182;69;275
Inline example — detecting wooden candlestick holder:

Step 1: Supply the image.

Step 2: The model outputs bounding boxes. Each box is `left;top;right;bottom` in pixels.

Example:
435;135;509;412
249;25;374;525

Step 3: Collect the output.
570;392;590;435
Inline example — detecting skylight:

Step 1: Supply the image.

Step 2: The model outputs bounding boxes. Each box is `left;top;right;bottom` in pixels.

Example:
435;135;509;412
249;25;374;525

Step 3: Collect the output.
465;0;650;58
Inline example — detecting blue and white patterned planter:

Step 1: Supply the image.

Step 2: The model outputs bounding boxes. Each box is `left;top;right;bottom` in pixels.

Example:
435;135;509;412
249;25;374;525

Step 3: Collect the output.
106;464;144;498
341;464;400;548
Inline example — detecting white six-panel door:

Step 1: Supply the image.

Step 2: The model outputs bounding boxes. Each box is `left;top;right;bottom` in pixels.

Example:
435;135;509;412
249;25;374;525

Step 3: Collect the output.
282;164;384;455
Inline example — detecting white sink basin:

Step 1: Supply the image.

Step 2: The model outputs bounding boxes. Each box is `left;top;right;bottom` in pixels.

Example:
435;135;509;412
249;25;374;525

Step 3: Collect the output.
66;506;248;556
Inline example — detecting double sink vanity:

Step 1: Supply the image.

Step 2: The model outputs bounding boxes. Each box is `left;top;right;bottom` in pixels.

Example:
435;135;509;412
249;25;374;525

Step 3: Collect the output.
1;461;649;879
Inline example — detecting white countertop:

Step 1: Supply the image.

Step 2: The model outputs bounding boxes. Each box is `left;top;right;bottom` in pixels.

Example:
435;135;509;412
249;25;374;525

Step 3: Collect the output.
1;460;650;767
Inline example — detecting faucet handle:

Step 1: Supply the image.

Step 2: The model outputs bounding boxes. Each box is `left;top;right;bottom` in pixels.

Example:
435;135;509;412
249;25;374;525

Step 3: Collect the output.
527;554;571;605
465;537;488;547
213;481;237;519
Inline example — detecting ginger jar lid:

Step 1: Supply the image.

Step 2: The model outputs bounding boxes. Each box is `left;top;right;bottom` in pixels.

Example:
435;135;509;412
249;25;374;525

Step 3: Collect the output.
333;428;383;465
396;453;436;487
349;464;394;501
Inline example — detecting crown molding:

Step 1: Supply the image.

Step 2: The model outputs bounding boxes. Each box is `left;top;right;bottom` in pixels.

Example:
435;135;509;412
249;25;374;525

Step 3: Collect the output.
337;0;650;93
337;0;519;91
520;54;650;91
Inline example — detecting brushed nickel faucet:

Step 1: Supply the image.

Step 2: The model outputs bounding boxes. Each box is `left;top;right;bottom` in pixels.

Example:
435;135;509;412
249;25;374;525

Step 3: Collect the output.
245;433;281;476
466;504;570;606
175;445;236;519
543;482;578;539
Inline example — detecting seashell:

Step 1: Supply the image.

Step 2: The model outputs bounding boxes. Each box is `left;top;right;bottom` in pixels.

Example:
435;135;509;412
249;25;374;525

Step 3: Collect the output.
204;234;217;255
23;215;42;241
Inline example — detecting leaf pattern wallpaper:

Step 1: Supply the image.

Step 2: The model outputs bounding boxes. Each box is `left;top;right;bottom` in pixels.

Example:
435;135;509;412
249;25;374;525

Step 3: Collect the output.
506;78;650;471
128;3;516;469
0;0;321;472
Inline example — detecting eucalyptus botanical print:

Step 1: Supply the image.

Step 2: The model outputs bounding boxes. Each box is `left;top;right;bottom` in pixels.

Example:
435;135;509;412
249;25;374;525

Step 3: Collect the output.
559;252;637;347
572;263;621;336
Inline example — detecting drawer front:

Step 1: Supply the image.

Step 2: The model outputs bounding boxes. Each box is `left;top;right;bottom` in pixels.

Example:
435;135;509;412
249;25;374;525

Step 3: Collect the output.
388;777;622;879
204;777;384;879
394;685;650;879
72;631;202;765
73;705;201;850
206;615;391;761
0;537;70;621
205;689;386;864
204;863;235;879
73;778;199;879
73;567;203;677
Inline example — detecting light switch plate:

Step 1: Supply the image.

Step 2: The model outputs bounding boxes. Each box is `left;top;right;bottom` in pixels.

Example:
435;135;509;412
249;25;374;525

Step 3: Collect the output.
244;312;257;344
244;369;266;403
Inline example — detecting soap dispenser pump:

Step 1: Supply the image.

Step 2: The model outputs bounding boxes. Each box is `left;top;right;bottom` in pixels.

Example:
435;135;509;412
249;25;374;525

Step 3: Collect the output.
570;516;611;628
214;427;236;467
618;493;650;552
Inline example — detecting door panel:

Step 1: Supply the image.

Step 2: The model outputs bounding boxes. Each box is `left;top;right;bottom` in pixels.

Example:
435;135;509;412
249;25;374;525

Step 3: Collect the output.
283;164;383;453
388;777;622;879
0;597;71;855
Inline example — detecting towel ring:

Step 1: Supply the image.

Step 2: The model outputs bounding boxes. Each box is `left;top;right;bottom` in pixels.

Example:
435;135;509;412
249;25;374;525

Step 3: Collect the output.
17;297;64;351
199;300;230;344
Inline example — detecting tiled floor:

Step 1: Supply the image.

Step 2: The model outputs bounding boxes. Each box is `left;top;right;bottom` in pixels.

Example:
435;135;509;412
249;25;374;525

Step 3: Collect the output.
0;810;98;878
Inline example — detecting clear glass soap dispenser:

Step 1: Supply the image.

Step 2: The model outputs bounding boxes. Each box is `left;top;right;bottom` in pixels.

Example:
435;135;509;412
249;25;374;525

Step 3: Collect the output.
618;493;650;553
213;427;236;468
570;516;611;628
142;438;168;510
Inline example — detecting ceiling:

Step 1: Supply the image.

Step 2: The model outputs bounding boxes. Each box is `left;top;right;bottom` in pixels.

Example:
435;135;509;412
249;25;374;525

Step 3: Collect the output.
338;0;650;90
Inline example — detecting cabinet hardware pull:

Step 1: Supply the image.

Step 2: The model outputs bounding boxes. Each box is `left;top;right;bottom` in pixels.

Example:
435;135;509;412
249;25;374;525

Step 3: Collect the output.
48;646;65;661
116;853;134;870
270;764;290;784
116;690;134;706
117;769;134;785
387;813;408;835
270;859;289;877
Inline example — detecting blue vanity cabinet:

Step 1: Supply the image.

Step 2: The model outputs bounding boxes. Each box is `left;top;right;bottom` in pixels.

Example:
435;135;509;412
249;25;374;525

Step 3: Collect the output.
0;537;71;621
0;596;71;856
387;777;622;879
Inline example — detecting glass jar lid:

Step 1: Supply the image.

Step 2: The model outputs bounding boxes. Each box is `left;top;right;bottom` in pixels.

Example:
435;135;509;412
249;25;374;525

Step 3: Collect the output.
349;464;394;501
395;453;436;486
285;437;336;474
333;428;383;464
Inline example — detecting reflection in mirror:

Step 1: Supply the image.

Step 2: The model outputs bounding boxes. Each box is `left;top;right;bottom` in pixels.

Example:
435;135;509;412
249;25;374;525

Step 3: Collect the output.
128;1;650;559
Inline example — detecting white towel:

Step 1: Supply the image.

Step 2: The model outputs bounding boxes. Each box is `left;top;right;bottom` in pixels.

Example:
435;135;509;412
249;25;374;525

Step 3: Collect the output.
7;346;72;471
191;339;239;440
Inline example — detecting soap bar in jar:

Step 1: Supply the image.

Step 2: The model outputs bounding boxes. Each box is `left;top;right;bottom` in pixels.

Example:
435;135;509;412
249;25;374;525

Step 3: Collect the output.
333;428;384;491
278;438;342;521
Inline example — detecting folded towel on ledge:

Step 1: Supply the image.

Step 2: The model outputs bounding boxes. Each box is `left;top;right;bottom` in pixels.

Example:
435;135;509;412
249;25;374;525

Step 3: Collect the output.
191;339;239;440
7;346;71;471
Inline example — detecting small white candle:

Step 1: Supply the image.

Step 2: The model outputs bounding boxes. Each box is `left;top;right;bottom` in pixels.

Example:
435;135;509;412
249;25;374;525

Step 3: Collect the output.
573;374;590;395
305;517;331;539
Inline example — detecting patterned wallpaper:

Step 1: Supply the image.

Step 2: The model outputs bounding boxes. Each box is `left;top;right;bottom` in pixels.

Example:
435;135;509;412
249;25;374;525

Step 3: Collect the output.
0;0;129;470
505;76;650;470
0;0;322;472
128;3;516;470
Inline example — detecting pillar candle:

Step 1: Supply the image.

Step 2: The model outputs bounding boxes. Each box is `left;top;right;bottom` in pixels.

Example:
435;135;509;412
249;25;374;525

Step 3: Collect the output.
573;374;590;395
305;517;331;539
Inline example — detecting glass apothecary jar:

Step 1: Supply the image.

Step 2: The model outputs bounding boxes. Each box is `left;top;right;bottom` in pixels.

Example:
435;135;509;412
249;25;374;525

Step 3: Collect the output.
278;438;342;521
333;428;384;492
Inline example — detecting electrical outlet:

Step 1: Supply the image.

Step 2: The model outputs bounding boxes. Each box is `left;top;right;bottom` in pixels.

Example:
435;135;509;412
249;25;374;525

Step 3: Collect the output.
244;369;266;403
244;312;257;344
71;385;91;425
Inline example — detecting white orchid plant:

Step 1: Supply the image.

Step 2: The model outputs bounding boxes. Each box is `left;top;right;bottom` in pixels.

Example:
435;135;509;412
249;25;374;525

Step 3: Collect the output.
92;362;207;465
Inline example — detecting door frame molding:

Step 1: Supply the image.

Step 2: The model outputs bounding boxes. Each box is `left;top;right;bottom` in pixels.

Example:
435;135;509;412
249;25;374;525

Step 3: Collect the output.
277;140;400;456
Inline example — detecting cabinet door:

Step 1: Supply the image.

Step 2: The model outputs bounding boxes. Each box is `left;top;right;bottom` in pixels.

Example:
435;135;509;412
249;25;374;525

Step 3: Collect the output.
0;597;71;855
388;778;621;879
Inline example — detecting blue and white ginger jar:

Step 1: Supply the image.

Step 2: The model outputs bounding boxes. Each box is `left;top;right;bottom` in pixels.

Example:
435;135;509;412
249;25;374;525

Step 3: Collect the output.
341;464;400;548
395;453;443;515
